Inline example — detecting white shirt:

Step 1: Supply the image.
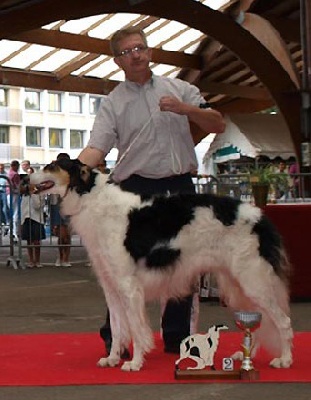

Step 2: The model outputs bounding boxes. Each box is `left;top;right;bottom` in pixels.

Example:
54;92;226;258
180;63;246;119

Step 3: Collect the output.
21;194;45;225
88;75;204;182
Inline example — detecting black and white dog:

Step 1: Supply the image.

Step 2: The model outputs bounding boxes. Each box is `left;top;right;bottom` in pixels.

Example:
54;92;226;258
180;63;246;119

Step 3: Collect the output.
31;158;293;371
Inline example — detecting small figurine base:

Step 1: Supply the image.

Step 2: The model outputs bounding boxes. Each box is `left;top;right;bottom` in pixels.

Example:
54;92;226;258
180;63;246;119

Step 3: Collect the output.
175;368;260;381
240;369;260;381
175;369;241;380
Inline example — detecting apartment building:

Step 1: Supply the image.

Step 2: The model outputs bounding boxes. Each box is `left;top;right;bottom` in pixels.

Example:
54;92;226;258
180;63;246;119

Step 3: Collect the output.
0;85;106;166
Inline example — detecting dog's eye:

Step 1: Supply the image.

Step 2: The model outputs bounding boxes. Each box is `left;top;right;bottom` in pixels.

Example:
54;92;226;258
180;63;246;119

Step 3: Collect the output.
44;162;57;172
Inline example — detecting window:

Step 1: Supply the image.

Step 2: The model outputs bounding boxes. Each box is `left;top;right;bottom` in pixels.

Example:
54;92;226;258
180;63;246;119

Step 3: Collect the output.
69;94;83;113
49;128;63;148
48;92;62;112
0;126;9;143
89;96;101;115
26;127;42;146
0;88;8;106
25;90;40;110
70;130;84;149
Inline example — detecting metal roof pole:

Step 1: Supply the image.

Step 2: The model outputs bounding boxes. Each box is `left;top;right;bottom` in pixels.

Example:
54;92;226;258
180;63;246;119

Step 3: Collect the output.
300;0;311;167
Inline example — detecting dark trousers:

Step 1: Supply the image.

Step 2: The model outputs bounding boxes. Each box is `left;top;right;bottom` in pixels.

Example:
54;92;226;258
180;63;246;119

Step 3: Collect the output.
100;173;195;350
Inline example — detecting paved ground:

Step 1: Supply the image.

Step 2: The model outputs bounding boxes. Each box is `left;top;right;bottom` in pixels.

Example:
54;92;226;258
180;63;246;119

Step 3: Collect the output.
0;240;310;400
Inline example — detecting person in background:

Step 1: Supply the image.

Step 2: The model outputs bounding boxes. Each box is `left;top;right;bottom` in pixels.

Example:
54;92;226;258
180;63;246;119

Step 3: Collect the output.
276;160;288;174
50;153;72;267
78;27;225;356
289;161;300;198
20;167;46;268
19;160;37;201
21;160;31;174
274;160;289;200
6;160;21;242
0;163;10;233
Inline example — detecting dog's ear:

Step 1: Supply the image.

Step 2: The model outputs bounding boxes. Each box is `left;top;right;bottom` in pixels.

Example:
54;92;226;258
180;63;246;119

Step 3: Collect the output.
80;164;91;183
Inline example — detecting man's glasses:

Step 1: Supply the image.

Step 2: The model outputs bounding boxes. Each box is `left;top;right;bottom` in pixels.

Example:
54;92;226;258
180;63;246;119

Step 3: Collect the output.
117;45;148;58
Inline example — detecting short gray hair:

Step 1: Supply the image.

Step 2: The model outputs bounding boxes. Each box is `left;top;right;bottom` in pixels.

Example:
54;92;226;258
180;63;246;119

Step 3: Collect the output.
110;27;148;56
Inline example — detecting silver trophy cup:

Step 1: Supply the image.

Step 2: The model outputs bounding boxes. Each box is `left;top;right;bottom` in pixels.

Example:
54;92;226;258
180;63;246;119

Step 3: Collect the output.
234;311;262;372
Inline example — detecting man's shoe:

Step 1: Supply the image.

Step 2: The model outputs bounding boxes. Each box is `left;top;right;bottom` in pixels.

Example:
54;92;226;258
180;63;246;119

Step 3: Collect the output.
164;344;180;354
101;331;130;360
104;337;112;355
120;348;131;359
103;339;130;359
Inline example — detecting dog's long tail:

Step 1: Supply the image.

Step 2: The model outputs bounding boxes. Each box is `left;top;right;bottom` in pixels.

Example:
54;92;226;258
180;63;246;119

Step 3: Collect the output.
252;214;291;285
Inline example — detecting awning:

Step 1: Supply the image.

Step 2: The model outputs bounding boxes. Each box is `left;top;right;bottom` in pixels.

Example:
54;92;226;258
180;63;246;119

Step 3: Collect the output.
204;113;296;166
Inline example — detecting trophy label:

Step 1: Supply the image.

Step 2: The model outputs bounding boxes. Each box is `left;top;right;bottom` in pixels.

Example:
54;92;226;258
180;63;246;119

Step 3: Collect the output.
222;358;234;371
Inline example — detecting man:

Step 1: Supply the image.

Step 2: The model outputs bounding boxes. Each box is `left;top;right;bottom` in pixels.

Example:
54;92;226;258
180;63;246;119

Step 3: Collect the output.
79;27;225;354
0;163;9;231
19;160;32;196
6;160;20;241
50;153;72;267
21;160;31;173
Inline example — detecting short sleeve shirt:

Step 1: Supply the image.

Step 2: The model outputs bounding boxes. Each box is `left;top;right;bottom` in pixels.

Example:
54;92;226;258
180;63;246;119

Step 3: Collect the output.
88;75;205;182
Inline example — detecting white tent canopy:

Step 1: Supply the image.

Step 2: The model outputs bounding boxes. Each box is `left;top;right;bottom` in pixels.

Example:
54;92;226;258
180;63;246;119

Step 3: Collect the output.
203;113;296;173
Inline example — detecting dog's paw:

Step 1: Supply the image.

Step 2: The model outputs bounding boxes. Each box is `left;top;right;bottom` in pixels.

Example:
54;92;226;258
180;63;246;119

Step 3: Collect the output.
121;360;143;371
269;356;292;369
231;351;243;361
97;356;120;368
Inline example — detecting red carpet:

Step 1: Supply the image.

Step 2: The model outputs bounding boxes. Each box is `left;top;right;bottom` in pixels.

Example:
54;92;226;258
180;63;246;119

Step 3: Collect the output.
0;332;309;386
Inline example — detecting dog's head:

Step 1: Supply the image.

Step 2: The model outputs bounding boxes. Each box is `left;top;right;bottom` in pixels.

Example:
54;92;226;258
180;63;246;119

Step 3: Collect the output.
30;158;95;197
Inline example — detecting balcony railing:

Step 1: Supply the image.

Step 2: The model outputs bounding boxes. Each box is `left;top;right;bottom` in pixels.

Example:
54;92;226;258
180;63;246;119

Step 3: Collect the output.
0;144;23;161
0;107;23;124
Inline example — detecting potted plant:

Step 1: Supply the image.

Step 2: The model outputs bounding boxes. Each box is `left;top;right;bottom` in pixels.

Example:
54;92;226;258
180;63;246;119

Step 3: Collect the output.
249;164;289;208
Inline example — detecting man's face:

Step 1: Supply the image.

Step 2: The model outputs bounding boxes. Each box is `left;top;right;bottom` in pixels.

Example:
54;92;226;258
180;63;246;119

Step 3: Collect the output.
21;162;30;172
12;163;19;171
114;34;151;75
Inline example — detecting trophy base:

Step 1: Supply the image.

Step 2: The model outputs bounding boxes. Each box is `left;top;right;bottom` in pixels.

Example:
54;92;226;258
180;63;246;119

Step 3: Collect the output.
175;368;260;381
240;368;260;381
175;369;241;380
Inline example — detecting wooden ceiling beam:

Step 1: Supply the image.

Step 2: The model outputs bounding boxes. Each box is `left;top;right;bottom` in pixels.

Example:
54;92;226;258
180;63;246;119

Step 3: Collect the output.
0;66;269;100
0;0;302;155
10;28;201;70
264;15;301;43
242;13;300;87
217;98;274;114
0;67;118;95
55;53;99;80
199;81;271;100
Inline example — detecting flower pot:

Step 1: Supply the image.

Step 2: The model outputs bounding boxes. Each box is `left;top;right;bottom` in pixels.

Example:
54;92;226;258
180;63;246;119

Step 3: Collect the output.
252;183;269;208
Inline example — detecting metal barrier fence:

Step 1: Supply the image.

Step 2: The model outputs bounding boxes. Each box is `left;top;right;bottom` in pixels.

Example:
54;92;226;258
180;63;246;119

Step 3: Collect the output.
0;174;85;270
192;172;311;203
0;174;16;267
1;172;311;271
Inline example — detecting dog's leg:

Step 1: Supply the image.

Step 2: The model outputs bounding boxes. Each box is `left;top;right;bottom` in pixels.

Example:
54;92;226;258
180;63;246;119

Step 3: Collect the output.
97;287;123;368
119;279;154;371
266;307;293;368
222;263;293;369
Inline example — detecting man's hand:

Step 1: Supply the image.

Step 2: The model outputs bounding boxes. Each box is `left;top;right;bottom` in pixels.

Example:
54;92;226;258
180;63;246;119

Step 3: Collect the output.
159;96;188;115
159;96;226;135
